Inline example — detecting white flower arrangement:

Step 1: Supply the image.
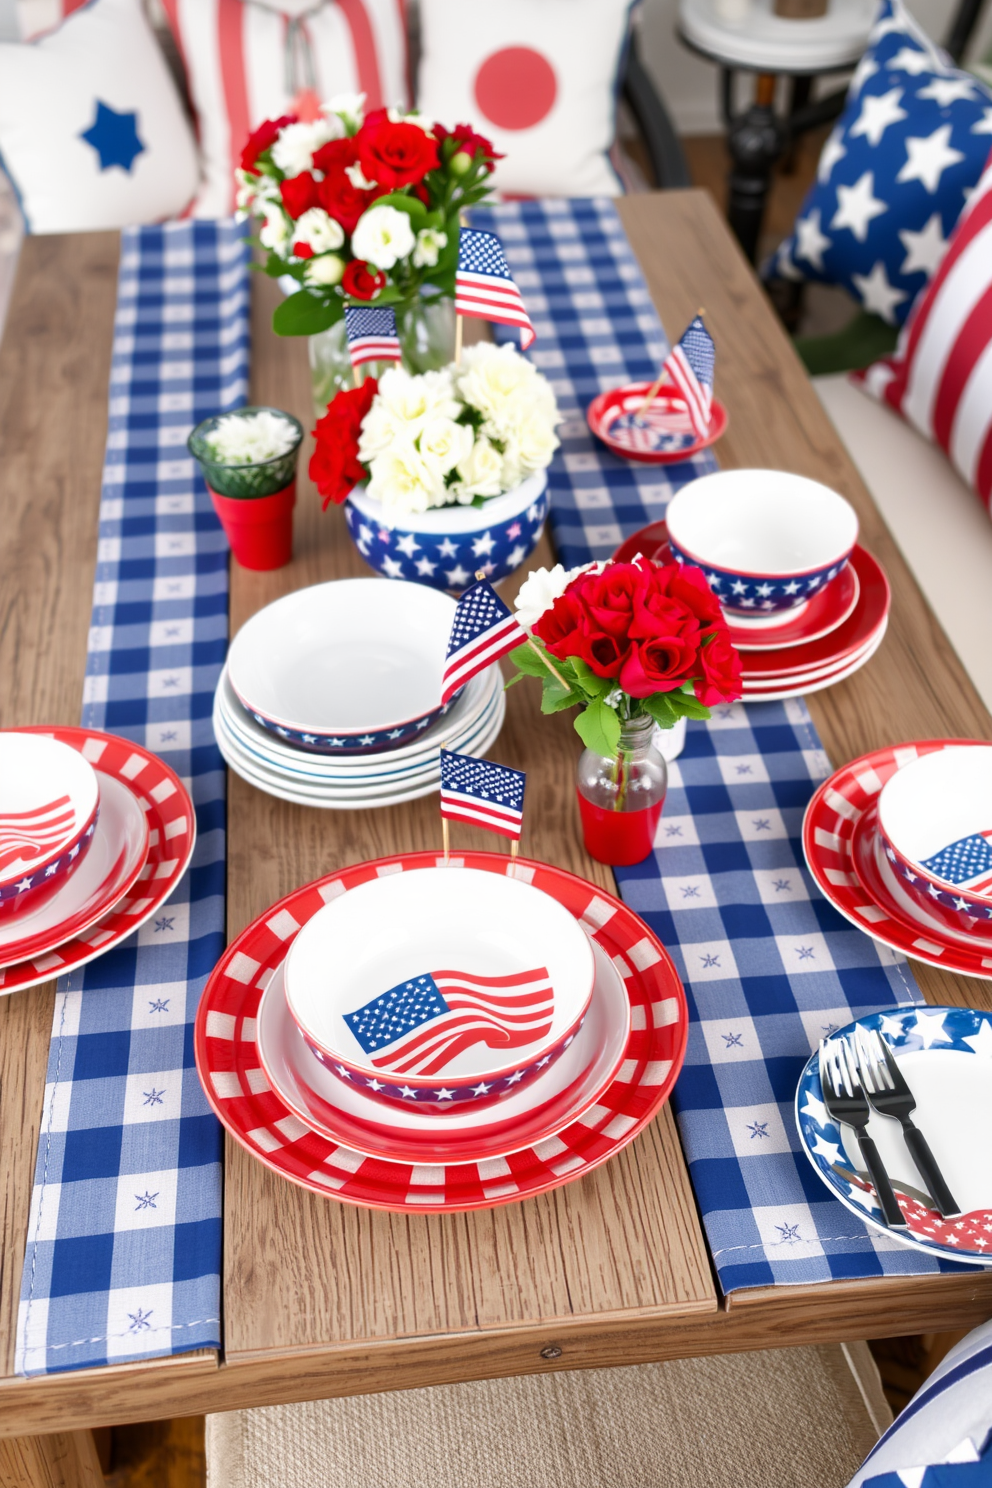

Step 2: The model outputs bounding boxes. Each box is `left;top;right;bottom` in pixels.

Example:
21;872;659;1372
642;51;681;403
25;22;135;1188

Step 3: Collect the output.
356;344;561;517
202;409;299;466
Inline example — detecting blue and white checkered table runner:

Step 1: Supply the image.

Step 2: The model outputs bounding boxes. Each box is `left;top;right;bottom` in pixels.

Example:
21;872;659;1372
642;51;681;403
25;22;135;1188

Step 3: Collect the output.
16;221;248;1375
477;199;968;1288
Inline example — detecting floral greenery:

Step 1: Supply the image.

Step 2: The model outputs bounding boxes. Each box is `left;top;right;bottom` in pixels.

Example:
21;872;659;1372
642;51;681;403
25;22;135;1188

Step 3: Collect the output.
509;559;743;757
236;98;501;338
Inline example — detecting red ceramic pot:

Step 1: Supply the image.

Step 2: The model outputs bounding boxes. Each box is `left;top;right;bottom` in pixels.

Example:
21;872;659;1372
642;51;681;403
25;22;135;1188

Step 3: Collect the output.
209;479;296;571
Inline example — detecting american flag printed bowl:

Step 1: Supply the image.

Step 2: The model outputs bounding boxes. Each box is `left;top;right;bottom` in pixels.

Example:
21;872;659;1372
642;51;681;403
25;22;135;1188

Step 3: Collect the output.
665;469;858;617
227;579;460;754
283;866;596;1112
0;732;100;920
877;744;992;934
343;470;548;596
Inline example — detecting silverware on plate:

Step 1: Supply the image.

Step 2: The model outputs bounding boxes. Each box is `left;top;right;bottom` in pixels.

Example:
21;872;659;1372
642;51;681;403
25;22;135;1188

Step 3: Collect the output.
818;1038;908;1229
854;1025;962;1219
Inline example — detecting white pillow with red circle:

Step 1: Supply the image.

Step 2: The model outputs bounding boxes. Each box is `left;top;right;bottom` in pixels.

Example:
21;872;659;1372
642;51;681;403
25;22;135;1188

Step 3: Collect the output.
160;0;409;218
416;0;637;198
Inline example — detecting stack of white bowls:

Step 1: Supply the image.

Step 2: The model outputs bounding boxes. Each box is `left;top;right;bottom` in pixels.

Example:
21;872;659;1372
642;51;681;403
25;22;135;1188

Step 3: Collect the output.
214;579;506;809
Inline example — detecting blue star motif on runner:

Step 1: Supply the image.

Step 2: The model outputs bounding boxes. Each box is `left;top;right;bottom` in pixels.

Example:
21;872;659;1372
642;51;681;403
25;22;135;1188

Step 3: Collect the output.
80;101;146;172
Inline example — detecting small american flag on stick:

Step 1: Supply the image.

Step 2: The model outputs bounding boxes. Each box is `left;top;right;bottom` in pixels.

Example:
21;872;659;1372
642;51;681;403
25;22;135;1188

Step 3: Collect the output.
658;316;715;438
440;750;526;841
344;305;402;370
455;228;536;349
441;577;527;705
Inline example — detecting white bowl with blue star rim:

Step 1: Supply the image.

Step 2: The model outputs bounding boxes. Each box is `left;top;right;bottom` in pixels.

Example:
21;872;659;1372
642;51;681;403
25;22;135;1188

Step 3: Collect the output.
227;579;460;755
665;469;858;618
282;865;596;1113
344;470;549;595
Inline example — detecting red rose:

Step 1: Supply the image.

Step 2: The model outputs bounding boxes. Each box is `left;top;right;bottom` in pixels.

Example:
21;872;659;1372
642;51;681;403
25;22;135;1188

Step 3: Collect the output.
571;562;648;639
533;591;629;679
292;241;315;260
665;561;725;626
312;136;359;175
620;635;700;698
280;172;319;219
309;378;378;509
357;118;439;190
693;628;743;706
240;114;296;174
317;170;374;235
434;122;503;170
341;259;386;300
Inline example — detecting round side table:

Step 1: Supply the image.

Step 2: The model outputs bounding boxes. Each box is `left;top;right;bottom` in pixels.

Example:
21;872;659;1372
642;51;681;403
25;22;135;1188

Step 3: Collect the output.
679;0;874;261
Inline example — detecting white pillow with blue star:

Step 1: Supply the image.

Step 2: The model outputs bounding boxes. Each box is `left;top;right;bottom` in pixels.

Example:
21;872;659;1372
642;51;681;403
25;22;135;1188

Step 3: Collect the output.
0;0;199;233
770;0;992;325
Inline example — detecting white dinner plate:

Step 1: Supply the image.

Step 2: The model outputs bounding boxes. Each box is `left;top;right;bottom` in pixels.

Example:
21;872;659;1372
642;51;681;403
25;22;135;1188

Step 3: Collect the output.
741;624;886;702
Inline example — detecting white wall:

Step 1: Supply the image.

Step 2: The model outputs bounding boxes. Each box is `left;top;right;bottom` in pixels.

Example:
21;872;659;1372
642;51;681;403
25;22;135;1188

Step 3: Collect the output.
636;0;967;135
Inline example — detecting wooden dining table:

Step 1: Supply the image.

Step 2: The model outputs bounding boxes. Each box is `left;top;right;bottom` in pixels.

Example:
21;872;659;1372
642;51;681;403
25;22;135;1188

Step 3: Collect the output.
1;189;991;1487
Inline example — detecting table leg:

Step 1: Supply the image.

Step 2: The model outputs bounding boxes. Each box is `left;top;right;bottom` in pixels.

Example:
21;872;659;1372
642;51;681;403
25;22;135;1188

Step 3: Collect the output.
0;1432;103;1488
725;72;787;264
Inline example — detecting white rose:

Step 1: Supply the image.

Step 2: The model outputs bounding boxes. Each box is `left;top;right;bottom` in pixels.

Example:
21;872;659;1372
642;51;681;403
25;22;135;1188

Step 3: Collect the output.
370;366;461;437
455;436;504;499
258;202;291;252
305;253;345;287
326;91;365;132
498;442;525;493
270;117;342;177
351;205;416;271
292;208;345;255
413;228;448;269
457;343;549;435
514;562;603;628
357;404;403;463
418;417;474;474
367;442;447;516
507;409;560;474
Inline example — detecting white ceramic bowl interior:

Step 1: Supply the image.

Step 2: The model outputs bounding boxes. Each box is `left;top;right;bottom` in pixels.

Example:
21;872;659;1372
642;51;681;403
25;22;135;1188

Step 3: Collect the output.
284;867;596;1079
227;579;457;734
665;469;858;576
878;746;992;889
0;733;100;887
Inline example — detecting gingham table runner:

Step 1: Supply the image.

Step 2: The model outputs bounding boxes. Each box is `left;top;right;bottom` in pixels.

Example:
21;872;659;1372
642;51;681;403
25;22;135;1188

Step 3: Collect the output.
15;220;248;1376
476;199;967;1288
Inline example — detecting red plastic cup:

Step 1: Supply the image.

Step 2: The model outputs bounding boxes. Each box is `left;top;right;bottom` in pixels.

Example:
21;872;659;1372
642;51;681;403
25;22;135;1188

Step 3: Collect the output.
208;479;296;571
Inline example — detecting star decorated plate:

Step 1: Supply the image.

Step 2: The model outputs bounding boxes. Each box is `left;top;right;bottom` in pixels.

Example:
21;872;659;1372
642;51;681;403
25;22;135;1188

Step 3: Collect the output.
587;385;728;464
194;850;688;1212
796;1006;992;1265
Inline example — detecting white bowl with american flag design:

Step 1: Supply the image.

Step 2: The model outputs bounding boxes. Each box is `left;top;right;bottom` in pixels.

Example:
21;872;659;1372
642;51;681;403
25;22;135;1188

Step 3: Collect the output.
877;744;992;934
0;732;100;920
283;866;596;1113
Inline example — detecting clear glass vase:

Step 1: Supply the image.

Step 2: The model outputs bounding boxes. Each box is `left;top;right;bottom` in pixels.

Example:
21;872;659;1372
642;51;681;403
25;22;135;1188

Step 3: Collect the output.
576;713;668;866
308;295;457;420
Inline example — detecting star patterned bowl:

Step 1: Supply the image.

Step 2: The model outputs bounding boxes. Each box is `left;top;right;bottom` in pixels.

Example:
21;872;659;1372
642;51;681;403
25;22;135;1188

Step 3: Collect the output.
665;468;858;616
877;744;992;933
0;732;100;920
227;579;461;754
344;471;549;595
283;866;596;1113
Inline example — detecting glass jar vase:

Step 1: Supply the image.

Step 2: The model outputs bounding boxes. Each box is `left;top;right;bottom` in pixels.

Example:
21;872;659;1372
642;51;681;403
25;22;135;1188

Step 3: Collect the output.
576;713;668;866
308;295;457;420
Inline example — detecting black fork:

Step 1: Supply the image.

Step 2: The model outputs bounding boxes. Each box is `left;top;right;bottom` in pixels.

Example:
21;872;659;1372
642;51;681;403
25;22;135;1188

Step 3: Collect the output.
818;1038;907;1228
854;1025;962;1218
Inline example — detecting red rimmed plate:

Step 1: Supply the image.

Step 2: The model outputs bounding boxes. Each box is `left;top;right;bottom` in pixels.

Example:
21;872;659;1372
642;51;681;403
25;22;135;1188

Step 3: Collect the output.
195;850;689;1212
612;520;861;651
256;939;632;1165
587;385;728;465
0;728;196;993
802;741;992;979
0;772;149;966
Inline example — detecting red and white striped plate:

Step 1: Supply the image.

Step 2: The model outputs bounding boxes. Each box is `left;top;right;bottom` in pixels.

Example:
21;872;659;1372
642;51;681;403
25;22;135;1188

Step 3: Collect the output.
195;850;689;1212
0;727;196;993
802;741;992;979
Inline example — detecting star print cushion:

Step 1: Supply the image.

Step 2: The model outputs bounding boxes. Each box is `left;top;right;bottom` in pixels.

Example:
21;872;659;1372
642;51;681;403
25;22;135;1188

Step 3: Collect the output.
771;0;992;326
852;145;992;513
0;0;198;233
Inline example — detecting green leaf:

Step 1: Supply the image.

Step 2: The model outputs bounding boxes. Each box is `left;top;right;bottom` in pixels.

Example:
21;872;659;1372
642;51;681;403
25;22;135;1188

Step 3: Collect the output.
508;641;548;678
574;699;622;758
643;692;679;728
540;677;581;714
272;290;341;336
370;191;429;227
673;692;712;720
569;657;613;699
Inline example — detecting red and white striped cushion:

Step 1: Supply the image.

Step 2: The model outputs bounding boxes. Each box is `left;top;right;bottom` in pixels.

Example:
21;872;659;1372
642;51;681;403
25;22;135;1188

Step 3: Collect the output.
855;147;992;515
160;0;408;218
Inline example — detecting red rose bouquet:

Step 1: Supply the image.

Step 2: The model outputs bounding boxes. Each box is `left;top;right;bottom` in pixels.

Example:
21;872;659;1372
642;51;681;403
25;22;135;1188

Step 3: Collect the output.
237;98;502;338
511;557;742;756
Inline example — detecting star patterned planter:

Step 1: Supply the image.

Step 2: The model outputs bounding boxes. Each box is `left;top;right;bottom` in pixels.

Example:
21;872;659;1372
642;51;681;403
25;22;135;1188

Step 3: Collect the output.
344;471;549;594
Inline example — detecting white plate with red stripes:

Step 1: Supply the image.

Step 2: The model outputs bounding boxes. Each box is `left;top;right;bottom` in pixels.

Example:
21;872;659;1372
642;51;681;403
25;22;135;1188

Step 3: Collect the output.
0;728;196;993
802;740;992;979
194;850;688;1212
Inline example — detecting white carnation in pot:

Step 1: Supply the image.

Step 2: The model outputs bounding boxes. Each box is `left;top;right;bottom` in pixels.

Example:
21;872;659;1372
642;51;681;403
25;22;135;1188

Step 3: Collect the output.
367;443;447;515
418;417;475;474
456;343;559;439
351;205;416;270
359;367;460;463
454;436;504;500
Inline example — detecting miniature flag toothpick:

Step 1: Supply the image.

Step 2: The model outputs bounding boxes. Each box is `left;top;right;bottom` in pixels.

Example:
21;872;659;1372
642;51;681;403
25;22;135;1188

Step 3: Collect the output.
641;315;715;436
344;305;402;371
441;577;528;705
440;749;526;841
455;228;536;349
